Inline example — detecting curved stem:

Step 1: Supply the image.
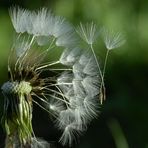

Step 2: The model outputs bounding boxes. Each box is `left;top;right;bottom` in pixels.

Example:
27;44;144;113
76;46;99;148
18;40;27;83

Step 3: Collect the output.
35;61;60;71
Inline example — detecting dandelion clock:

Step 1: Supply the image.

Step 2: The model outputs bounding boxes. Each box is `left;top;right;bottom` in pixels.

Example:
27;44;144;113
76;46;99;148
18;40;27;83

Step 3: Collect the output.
1;7;125;148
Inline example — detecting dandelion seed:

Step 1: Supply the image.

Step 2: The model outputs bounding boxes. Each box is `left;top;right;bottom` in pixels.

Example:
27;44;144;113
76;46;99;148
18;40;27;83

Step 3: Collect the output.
102;28;126;50
76;22;99;45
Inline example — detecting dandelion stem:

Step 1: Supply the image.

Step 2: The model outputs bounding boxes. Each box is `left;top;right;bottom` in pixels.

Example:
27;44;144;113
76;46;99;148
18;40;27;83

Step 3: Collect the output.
36;61;60;70
32;93;50;106
29;35;36;47
102;49;110;79
90;44;105;104
50;68;72;71
56;82;73;85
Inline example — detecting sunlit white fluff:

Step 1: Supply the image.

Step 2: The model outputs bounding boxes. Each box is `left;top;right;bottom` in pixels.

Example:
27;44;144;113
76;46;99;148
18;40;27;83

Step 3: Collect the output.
56;32;78;47
59;47;81;66
72;80;86;97
73;105;90;127
57;72;73;92
57;109;76;129
82;76;100;97
9;7;32;33
52;16;73;38
10;7;75;48
82;55;99;76
59;123;81;146
76;22;99;45
31;8;49;36
72;63;85;79
48;98;65;114
102;28;125;50
83;95;99;119
54;50;101;145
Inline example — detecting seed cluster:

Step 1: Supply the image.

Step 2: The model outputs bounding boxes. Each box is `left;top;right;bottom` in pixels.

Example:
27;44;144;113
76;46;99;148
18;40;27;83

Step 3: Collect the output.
1;7;125;147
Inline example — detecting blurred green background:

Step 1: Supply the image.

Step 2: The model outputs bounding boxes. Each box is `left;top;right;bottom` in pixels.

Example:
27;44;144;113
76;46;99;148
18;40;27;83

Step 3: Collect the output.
0;0;148;148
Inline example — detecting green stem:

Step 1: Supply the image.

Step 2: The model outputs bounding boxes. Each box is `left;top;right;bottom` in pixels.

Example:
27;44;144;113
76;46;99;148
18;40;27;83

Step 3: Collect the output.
90;44;106;104
102;49;110;79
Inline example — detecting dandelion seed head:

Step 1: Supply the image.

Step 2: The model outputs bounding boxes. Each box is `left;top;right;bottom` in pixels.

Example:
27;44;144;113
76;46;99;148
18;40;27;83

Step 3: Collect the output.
1;6;124;147
16;81;32;94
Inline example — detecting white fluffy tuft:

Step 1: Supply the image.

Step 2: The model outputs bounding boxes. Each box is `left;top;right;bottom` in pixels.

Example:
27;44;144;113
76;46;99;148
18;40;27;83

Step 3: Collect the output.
77;22;99;45
56;32;78;47
9;7;32;33
102;28;126;50
31;8;49;36
52;16;73;38
10;7;75;48
59;48;81;66
48;98;65;114
82;76;100;97
59;123;82;146
55;51;101;145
